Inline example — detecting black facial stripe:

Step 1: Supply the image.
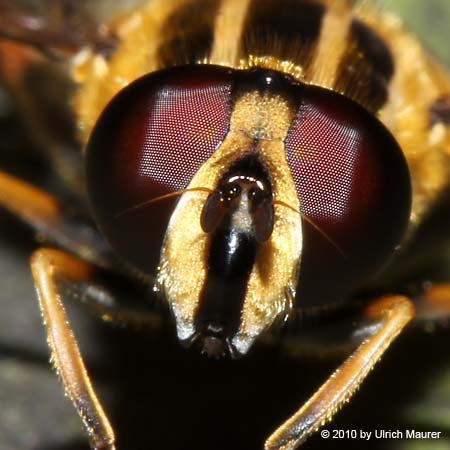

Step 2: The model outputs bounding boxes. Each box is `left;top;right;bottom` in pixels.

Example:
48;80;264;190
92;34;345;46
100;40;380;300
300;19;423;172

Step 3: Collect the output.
335;19;394;112
195;222;257;339
195;155;272;338
240;0;325;68
157;0;220;68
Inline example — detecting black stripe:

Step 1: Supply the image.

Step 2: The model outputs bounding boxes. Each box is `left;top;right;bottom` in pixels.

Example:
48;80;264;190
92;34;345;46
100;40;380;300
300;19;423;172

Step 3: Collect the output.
240;0;325;68
196;226;257;338
335;19;394;111
157;0;220;68
194;155;270;339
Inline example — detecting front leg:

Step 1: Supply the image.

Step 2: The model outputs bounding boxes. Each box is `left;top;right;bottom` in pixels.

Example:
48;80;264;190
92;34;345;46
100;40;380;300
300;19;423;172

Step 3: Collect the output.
31;248;116;450
265;295;415;450
31;247;164;450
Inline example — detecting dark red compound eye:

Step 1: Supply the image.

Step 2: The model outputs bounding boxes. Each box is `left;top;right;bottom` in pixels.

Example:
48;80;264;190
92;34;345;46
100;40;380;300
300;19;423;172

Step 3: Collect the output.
86;65;233;273
285;85;411;307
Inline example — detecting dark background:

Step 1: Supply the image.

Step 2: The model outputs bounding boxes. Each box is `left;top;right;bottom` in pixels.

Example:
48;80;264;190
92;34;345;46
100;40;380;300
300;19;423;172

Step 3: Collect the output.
1;1;450;450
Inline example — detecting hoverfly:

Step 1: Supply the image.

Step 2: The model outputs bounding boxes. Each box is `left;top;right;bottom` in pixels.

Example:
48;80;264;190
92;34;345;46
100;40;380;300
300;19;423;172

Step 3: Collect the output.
1;1;450;449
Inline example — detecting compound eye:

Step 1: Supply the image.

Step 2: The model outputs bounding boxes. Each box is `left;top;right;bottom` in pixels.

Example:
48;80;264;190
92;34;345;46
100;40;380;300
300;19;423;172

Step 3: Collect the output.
86;65;233;273
285;85;411;304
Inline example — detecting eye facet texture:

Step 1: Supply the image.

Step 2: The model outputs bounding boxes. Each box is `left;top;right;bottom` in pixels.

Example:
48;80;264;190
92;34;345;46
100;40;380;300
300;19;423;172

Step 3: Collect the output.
286;85;411;305
87;66;232;273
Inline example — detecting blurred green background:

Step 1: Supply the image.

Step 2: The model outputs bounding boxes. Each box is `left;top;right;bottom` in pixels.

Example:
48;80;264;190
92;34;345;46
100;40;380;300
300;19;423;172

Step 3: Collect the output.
383;0;450;68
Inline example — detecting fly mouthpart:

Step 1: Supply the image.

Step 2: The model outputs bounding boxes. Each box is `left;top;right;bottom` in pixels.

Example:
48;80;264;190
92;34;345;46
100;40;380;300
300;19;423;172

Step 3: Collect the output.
201;335;228;359
180;322;242;359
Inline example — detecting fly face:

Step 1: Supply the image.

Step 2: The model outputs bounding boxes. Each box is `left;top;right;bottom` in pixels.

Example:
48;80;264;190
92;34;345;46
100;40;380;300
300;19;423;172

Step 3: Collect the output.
86;63;411;358
1;1;450;450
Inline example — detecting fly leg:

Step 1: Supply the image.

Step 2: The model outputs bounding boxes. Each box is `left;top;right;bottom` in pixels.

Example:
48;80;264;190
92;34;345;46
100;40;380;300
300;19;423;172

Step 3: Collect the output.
0;169;113;265
30;247;163;450
31;248;115;450
265;295;415;450
0;171;162;449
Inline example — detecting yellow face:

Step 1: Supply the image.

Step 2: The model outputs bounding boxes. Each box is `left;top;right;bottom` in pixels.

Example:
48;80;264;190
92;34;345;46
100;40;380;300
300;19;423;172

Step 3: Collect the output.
156;89;302;355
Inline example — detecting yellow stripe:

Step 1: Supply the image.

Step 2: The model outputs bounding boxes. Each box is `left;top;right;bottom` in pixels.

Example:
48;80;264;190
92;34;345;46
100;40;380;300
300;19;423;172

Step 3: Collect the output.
209;0;252;66
307;1;352;88
73;0;186;143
